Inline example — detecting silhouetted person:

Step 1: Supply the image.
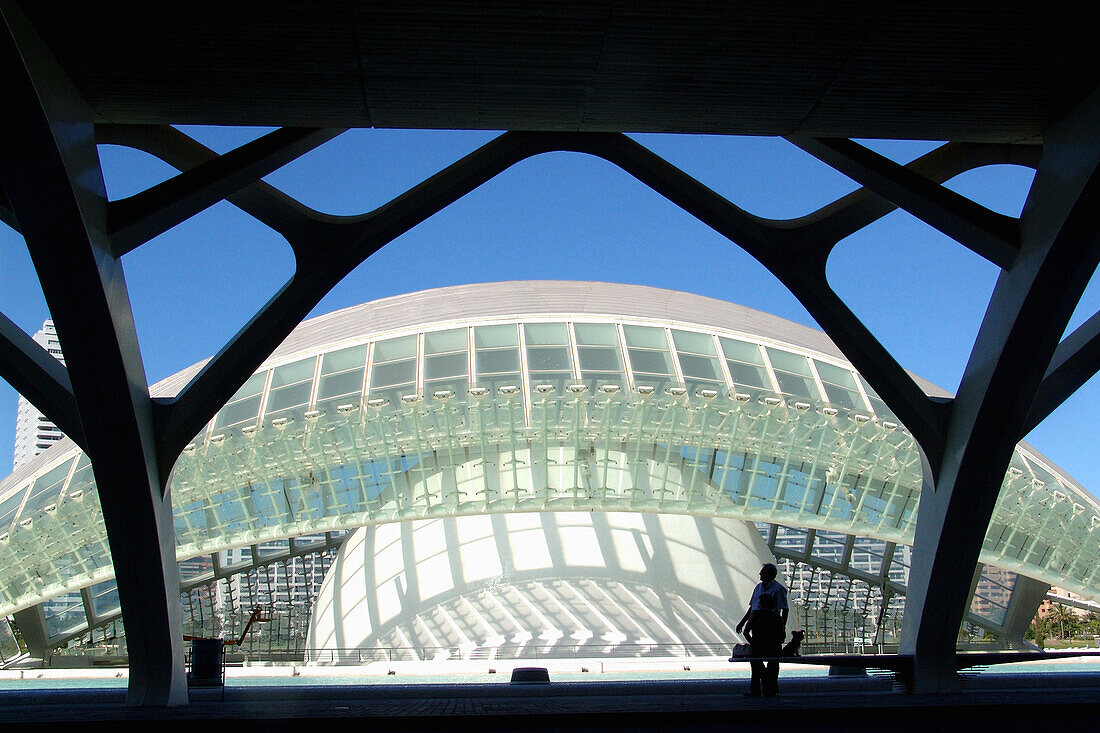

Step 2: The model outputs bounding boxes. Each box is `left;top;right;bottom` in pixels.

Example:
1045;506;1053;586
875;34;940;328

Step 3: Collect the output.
736;563;788;697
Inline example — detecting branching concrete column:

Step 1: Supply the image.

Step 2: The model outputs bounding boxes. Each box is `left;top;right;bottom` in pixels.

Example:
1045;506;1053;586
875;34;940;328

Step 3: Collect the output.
1000;576;1051;649
901;91;1100;692
0;3;187;705
11;607;48;663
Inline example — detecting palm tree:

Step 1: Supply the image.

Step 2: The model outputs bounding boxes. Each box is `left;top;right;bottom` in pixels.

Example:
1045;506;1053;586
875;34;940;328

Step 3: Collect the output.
1046;604;1070;640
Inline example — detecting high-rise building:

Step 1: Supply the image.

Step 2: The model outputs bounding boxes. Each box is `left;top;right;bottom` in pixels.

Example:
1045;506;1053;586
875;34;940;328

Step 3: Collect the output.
12;320;66;470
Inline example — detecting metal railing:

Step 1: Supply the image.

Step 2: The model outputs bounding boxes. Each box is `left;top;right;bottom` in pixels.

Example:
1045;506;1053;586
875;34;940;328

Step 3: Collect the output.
296;641;906;665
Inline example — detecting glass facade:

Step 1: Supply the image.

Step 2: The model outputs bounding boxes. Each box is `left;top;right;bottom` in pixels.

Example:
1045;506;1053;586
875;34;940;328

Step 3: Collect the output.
1;312;1096;653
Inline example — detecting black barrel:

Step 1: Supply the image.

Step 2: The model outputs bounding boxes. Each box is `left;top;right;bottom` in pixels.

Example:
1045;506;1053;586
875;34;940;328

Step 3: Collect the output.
510;667;550;684
188;638;225;685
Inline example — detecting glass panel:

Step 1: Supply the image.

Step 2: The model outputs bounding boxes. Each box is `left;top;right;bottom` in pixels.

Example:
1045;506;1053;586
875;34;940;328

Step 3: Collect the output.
623;325;668;349
886;545;911;585
216;396;264;431
368;386;410;406
773;370;818;400
214;397;262;430
90;580;120;616
424;352;468;380
0;491;25;533
819;382;860;410
18;459;74;518
320;345;367;374
969;566;1016;626
580;373;625;391
811;531;847;563
474;324;518;348
574;323;619;346
774;526;808;553
371;359;416;388
578;346;622;372
214;371;267;430
257;539;290;558
1023;456;1058;487
628;348;672;375
179;555;214;582
317;369;365;400
315;346;367;413
527;346;572;371
815;361;858;390
374;335;417;362
0;619;20;663
265;382;312;414
270;358;315;388
478;372;522;393
476;349;520;374
631;374;672;393
728;361;769;391
44;593;86;637
767;349;812;376
672;330;716;355
424;328;467;354
721;338;772;398
64;454;93;501
678;353;720;381
816;361;864;410
264;358;317;420
851;537;887;575
720;338;765;364
524;322;569;345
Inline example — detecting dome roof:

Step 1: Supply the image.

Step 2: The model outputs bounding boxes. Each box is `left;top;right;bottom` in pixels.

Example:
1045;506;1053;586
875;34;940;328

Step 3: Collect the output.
307;511;773;658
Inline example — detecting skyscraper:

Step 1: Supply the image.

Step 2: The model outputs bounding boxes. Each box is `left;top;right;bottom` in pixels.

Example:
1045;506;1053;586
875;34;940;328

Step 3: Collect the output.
12;320;66;470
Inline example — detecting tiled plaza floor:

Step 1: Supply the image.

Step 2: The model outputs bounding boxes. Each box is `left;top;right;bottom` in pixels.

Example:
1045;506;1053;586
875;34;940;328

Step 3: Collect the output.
2;672;1098;731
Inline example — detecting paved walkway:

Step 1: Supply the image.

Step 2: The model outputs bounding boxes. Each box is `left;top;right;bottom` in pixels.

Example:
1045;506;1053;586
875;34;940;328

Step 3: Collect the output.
2;672;1099;731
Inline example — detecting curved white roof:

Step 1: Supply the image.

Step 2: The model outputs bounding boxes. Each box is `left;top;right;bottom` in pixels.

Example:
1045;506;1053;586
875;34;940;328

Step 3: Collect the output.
308;511;772;657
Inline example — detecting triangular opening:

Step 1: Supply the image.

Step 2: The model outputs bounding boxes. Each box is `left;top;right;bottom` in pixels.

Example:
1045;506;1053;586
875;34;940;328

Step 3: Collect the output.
260;128;501;216
851;139;945;166
629;133;862;220
173;125;280;155
97;144;180;201
941;163;1036;217
1062;247;1100;344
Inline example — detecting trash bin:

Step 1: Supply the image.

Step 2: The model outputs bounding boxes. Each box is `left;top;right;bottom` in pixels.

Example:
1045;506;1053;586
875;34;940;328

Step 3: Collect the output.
510;667;550;684
188;638;225;686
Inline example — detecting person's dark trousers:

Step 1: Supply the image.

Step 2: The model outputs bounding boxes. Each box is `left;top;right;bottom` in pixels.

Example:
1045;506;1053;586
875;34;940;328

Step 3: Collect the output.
747;632;782;696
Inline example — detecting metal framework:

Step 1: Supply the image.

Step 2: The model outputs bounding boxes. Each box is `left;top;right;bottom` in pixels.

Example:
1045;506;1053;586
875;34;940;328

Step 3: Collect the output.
1;2;1099;705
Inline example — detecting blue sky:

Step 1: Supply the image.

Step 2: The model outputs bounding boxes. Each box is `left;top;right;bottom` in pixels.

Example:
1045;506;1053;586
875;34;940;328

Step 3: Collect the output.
1;128;1097;496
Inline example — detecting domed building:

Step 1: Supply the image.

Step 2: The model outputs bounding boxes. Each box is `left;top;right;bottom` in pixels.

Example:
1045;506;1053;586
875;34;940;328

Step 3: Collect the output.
306;512;771;661
1;281;1096;664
